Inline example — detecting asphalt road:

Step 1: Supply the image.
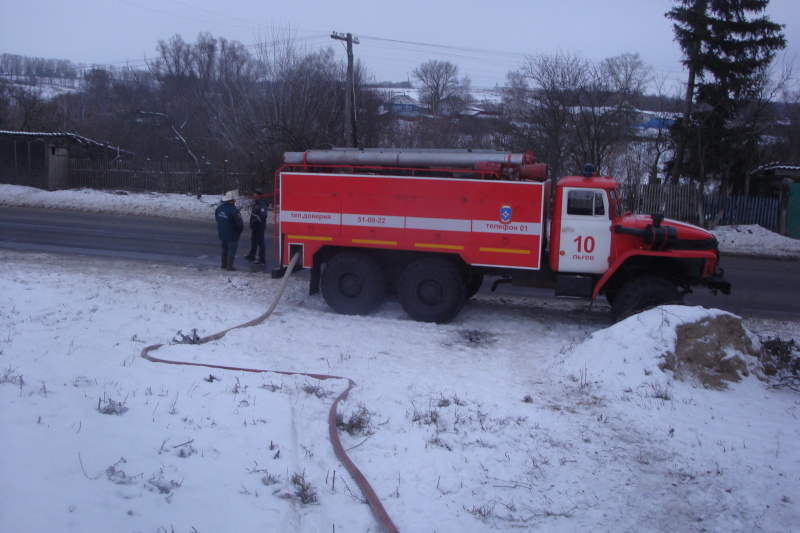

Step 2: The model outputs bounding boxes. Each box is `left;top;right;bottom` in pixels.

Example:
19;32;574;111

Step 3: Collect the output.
0;206;223;267
2;206;798;320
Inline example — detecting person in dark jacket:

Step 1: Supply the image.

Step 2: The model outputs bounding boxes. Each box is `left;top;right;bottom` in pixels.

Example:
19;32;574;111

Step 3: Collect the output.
215;190;244;271
244;188;269;265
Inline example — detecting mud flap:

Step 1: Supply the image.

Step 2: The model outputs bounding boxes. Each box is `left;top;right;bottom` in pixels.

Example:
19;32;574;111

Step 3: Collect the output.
555;274;593;299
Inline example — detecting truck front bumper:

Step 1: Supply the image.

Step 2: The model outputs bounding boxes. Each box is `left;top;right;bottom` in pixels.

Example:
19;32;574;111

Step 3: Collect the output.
703;270;732;295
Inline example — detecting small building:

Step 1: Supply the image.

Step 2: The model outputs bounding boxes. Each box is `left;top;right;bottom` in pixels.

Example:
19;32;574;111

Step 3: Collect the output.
750;164;800;238
0;130;127;190
384;94;431;118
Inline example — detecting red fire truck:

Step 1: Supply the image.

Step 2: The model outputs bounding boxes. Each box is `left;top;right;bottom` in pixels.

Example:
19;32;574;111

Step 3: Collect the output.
272;149;730;323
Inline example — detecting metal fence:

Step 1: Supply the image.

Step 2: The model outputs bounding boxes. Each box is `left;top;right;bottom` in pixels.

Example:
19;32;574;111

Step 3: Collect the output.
703;194;778;231
623;183;778;231
67;159;260;196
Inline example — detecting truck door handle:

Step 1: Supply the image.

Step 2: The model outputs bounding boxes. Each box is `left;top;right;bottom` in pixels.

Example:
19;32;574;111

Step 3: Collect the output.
562;227;574;233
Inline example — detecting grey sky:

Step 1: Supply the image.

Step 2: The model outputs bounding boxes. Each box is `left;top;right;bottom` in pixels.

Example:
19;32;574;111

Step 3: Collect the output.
1;0;798;94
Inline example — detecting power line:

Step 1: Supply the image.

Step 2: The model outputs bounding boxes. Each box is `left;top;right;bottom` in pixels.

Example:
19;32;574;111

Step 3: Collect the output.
164;0;261;27
115;0;257;30
27;4;689;93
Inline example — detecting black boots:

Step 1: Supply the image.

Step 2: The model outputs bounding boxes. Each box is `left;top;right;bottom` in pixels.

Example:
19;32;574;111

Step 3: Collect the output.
226;256;236;271
221;254;227;269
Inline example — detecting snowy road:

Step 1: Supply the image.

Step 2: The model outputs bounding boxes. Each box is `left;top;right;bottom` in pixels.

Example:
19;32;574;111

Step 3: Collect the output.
2;206;798;319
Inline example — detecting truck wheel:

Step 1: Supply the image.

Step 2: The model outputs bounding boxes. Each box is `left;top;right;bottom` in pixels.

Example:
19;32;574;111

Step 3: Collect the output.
603;288;618;307
399;258;467;323
466;272;484;299
611;276;683;322
321;252;386;316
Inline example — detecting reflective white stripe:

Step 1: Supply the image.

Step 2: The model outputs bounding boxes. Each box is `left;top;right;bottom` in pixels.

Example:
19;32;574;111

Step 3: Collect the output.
342;214;405;228
472;220;542;235
406;216;471;232
281;211;341;225
282;211;542;236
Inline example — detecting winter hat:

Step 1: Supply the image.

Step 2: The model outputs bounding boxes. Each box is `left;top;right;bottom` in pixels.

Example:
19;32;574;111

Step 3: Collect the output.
222;190;239;202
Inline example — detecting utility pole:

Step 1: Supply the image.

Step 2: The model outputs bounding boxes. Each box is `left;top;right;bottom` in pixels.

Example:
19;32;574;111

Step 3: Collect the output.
331;31;359;147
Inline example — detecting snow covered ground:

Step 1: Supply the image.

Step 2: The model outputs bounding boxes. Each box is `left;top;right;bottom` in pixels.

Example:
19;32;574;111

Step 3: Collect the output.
1;185;799;532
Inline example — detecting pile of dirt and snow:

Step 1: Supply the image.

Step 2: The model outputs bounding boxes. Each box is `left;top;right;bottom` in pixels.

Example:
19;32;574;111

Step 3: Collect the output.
558;306;767;393
666;312;763;389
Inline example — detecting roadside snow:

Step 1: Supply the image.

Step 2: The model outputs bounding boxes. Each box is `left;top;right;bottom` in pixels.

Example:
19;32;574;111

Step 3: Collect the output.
1;184;798;258
1;184;799;532
0;184;219;221
713;224;800;259
2;261;799;531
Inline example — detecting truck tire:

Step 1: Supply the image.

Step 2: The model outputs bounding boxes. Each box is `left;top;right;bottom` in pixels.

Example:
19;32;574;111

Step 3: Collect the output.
321;252;386;316
398;258;467;323
466;272;484;299
611;276;683;322
603;288;618;307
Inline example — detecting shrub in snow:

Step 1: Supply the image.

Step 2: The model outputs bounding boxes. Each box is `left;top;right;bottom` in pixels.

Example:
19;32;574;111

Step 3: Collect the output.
760;337;800;391
97;397;128;415
335;403;374;435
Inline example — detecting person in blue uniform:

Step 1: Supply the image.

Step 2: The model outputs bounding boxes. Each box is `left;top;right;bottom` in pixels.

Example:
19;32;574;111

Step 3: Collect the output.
245;188;269;265
215;190;243;271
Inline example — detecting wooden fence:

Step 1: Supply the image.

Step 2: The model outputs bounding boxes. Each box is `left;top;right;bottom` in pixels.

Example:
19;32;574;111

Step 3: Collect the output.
623;183;778;231
67;159;262;196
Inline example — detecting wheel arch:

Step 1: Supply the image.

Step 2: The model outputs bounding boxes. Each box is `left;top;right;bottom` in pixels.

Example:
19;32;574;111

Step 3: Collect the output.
595;253;708;299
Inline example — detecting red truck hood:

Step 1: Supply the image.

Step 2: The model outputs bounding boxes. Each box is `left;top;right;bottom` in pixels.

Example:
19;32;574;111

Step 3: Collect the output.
615;214;719;252
619;214;714;240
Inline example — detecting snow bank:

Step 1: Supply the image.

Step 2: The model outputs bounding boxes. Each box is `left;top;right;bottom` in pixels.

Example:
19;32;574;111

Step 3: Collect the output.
711;224;800;259
0;184;219;221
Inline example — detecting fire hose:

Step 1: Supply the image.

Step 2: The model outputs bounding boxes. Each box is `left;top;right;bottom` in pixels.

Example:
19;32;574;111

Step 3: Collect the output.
140;252;400;533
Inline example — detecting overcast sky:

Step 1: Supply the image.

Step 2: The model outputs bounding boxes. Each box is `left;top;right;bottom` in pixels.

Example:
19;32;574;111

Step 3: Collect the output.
1;0;798;94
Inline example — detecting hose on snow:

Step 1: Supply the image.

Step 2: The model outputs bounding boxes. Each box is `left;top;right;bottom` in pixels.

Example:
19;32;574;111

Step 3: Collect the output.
140;252;400;533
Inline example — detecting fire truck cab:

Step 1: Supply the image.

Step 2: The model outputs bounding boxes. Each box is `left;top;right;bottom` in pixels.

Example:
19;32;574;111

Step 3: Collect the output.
273;149;730;323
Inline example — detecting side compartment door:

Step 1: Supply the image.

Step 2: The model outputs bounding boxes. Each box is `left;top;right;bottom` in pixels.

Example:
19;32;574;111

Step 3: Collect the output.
556;188;612;274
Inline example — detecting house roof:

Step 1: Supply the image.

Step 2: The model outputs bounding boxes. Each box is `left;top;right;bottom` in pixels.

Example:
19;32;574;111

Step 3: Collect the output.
0;130;130;154
759;164;800;172
390;94;422;106
750;163;800;181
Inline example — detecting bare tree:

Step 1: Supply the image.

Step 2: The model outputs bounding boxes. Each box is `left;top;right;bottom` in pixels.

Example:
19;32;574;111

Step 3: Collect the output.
205;38;262;159
255;39;345;151
505;51;586;181
640;73;683;185
0;80;57;130
773;83;800;164
505;51;650;182
413;60;469;117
